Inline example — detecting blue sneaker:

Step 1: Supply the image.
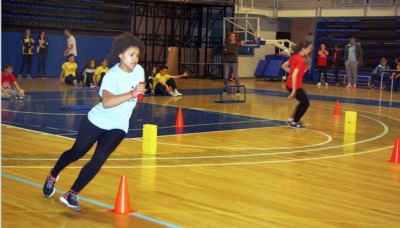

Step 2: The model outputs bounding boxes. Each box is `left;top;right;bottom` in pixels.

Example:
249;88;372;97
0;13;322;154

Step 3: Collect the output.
43;173;59;198
60;190;81;211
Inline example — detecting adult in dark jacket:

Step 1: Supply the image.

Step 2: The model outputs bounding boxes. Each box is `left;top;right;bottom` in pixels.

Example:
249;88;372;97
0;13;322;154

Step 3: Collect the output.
18;29;35;79
344;36;363;88
332;43;343;86
223;32;240;95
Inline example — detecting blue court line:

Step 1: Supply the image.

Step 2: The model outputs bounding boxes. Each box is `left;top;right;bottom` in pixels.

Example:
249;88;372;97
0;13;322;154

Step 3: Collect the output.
2;173;182;228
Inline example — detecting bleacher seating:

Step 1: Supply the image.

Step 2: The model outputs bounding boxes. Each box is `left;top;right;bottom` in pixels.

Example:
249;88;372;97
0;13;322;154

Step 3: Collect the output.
314;18;400;74
1;0;130;36
254;54;289;80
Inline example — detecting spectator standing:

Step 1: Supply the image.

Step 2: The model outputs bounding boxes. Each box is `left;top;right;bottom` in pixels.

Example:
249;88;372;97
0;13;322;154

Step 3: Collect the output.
317;43;329;86
344;36;363;88
37;31;49;78
64;28;77;57
332;43;342;86
18;29;35;79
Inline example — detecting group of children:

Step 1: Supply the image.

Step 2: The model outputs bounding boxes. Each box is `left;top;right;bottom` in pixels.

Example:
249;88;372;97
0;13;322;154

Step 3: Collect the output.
144;65;187;96
59;54;109;87
316;41;399;91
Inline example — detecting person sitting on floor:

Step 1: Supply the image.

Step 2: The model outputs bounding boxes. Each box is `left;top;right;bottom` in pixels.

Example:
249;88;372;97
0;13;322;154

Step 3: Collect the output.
60;54;78;85
2;63;25;99
153;65;187;96
369;58;390;90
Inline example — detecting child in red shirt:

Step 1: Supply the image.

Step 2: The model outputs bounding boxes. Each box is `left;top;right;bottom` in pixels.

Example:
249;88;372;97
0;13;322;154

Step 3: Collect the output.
2;64;25;99
317;43;329;86
281;40;313;128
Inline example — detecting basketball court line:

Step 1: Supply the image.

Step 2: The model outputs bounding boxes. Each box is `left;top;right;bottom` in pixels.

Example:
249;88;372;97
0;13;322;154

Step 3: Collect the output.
1;112;392;167
2;173;182;228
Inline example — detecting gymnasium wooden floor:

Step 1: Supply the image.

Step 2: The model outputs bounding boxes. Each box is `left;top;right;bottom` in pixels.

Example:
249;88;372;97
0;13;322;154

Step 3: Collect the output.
2;77;400;227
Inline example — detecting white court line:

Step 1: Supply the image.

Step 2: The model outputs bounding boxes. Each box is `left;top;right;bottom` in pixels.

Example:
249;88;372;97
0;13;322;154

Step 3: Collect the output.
2;100;397;167
2;145;393;169
2;114;389;162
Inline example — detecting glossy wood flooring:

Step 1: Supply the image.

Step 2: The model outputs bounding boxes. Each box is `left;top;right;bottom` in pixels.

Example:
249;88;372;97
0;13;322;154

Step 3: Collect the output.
2;77;400;228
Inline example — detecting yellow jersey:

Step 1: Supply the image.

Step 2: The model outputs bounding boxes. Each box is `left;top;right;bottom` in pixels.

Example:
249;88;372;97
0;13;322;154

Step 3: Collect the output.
153;73;171;87
62;62;78;77
94;66;109;82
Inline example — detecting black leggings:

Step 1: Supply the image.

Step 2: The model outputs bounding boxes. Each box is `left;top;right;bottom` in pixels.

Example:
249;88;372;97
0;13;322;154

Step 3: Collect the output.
154;78;177;95
286;87;310;123
64;75;76;85
51;116;126;193
318;66;328;83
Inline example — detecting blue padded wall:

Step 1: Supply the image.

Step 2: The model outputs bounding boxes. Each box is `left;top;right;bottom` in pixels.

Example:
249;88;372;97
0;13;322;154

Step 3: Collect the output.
254;60;269;77
1;31;114;77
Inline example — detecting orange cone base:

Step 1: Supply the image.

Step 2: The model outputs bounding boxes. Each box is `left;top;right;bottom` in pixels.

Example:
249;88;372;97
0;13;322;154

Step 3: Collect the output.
109;175;137;214
333;100;341;115
390;138;400;164
108;208;137;215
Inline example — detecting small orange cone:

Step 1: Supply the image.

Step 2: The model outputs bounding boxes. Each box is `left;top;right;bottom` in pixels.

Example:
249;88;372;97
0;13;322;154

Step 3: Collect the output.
390;138;400;163
175;108;184;128
109;175;137;214
333;100;341;115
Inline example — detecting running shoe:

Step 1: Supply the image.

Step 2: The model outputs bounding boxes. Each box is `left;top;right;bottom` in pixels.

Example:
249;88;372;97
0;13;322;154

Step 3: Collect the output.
60;190;80;211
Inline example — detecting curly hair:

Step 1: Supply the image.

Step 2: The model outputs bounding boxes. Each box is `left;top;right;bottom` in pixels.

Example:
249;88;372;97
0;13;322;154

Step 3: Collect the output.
106;32;145;66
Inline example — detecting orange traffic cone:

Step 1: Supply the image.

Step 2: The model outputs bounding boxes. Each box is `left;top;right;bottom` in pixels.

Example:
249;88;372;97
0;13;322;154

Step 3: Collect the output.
109;175;137;214
333;100;341;115
175;108;184;128
390;138;400;163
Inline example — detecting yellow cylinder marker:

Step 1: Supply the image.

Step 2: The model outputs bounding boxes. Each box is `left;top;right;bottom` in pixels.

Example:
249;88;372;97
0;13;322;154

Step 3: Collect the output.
143;124;157;155
344;111;357;134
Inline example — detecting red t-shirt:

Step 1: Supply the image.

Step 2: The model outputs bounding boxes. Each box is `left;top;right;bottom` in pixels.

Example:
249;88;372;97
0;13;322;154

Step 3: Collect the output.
286;54;308;89
317;49;329;66
2;72;16;89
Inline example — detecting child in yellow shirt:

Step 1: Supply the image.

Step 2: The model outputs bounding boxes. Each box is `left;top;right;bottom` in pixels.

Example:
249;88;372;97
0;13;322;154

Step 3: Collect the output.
60;54;78;85
93;59;109;87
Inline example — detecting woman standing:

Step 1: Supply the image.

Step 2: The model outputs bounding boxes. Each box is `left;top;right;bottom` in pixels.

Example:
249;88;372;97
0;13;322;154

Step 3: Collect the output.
223;32;240;95
37;31;49;78
43;32;146;210
18;29;35;79
281;40;313;129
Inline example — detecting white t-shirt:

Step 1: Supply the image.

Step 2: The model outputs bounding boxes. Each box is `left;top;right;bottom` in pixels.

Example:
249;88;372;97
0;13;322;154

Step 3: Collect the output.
88;63;145;133
67;35;77;56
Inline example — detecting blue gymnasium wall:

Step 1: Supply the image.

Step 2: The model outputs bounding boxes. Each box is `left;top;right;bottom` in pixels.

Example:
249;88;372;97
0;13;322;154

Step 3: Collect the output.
1;32;114;77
